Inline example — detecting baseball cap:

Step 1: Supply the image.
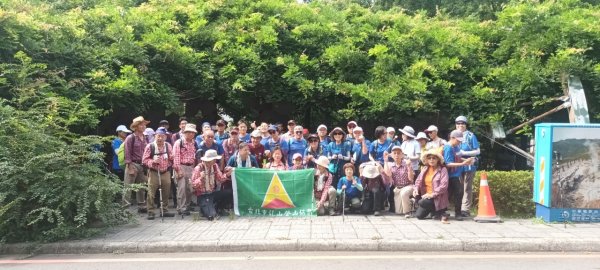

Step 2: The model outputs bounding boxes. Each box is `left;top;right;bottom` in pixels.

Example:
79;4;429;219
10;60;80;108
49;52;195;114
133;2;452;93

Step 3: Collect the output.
450;130;464;141
387;127;395;133
317;124;327;131
293;153;302;160
455;116;468;124
425;125;438;132
116;125;132;133
251;130;262;138
155;127;168;135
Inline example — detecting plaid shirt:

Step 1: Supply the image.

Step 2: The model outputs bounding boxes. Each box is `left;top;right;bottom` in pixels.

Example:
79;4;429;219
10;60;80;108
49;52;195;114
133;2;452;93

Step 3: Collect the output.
191;163;226;195
314;171;333;204
173;138;197;171
142;142;173;172
389;162;411;187
222;138;240;162
249;143;266;168
124;133;147;164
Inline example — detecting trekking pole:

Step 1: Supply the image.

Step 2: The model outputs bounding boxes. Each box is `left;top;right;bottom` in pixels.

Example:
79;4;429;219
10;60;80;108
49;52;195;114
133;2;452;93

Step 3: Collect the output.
158;170;164;222
342;189;346;222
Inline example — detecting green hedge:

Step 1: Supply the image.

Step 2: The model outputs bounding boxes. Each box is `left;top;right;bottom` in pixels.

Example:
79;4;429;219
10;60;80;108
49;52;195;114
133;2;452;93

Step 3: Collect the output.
472;171;534;218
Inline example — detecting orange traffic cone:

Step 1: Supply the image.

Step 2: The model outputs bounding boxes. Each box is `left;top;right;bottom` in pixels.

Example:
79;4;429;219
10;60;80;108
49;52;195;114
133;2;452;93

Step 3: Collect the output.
474;172;502;223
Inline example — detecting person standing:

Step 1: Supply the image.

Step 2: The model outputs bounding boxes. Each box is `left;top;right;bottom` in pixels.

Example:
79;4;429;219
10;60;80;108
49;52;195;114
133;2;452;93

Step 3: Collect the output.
262;125;289;160
158;120;173;144
399;126;421;176
455;116;481;218
112;125;131;181
424;125;447;153
304;134;325;169
345;121;357;144
215;119;230;145
443;130;474;221
351;126;371;172
316;124;331;149
281;120;296;141
222;127;241;163
123;116;151;213
142;127;175;220
238;120;251;143
196;130;226;171
326;127;352;186
287;125;307;167
171;117;188;144
249;130;267;167
368;126;393;165
173;123;198;216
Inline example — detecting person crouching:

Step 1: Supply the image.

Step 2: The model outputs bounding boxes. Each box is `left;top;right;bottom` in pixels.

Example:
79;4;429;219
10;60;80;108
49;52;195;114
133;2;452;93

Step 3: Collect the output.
359;162;385;216
192;150;227;221
337;163;363;213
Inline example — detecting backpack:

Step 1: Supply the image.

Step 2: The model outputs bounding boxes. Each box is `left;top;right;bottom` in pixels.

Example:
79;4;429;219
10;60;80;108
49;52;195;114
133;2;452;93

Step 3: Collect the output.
150;142;171;160
117;135;136;169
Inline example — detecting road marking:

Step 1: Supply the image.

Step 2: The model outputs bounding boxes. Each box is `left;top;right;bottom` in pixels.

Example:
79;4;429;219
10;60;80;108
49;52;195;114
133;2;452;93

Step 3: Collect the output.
2;253;600;264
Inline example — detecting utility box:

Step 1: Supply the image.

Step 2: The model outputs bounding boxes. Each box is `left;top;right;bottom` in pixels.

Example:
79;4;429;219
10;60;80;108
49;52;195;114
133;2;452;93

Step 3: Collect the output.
534;123;600;222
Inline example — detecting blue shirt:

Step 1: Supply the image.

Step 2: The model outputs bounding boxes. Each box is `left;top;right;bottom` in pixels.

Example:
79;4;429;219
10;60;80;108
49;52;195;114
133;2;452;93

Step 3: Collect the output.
240;134;251;143
352;140;371;166
443;144;463;178
287;138;308;166
319;136;332;150
326;141;352;159
460;130;480;172
215;131;230;145
195;141;225;162
111;137;123;170
337;176;363;199
226;155;258;168
262;137;289;155
368;138;393;165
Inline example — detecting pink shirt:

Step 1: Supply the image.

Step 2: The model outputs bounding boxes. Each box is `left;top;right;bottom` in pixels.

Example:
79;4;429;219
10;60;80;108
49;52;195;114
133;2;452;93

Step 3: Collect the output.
173;138;197;171
142;142;173;172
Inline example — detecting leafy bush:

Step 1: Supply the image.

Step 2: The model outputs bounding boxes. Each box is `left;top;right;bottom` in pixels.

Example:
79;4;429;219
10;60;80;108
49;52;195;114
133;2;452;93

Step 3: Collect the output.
472;170;534;218
0;52;130;243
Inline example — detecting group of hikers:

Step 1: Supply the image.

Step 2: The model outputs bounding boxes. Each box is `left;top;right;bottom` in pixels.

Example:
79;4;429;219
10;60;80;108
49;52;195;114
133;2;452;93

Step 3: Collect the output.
112;116;480;223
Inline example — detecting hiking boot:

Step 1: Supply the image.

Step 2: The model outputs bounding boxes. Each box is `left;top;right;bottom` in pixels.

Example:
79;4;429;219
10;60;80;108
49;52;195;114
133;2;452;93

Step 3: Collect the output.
178;210;191;216
147;212;155;220
454;214;463;221
161;212;175;218
329;209;336;216
374;211;381;216
138;207;148;214
461;211;471;217
405;213;412;219
207;216;214;221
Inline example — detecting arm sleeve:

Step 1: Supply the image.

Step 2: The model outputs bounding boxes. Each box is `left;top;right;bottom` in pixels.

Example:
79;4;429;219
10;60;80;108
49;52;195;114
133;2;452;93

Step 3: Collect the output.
142;145;153;168
355;177;364;191
173;140;181;170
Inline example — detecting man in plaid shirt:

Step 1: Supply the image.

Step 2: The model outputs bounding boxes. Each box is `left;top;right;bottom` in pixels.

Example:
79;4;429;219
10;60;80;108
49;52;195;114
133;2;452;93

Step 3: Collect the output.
142;127;175;220
192;150;227;221
173;123;198;216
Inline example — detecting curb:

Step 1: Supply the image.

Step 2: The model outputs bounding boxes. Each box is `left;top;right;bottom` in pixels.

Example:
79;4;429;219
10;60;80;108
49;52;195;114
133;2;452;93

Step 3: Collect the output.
3;238;600;254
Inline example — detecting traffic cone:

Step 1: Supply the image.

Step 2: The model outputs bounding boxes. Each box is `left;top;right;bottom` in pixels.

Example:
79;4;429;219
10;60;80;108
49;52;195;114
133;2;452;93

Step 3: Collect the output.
474;172;502;223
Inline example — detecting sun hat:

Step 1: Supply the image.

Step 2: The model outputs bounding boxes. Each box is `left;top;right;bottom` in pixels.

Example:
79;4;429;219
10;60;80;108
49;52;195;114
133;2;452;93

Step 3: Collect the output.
314;156;330;168
250;130;262;138
116;125;132;133
421;149;445;165
360;162;381;178
450;130;464;142
307;134;319;142
143;128;155;136
329;127;346;137
415;132;429;141
183;124;198;133
347;121;357;128
201;149;222;162
130;116;151;130
317;124;327;131
425;125;438;132
399;126;416;138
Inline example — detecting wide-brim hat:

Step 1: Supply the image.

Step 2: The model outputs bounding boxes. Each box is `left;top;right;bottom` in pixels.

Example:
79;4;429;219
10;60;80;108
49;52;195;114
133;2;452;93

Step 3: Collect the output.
399;126;416;138
360;162;381;178
329;127;346;137
201;149;222;162
183;124;197;133
421;150;445;165
315;156;330;168
130;116;151;130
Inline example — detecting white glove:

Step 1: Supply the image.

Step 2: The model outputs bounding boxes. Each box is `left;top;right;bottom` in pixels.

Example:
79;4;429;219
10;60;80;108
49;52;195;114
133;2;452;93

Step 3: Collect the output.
456;150;465;156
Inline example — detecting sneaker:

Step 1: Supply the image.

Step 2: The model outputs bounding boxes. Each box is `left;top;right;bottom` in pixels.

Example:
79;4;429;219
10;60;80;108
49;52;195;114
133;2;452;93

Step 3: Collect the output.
207;216;214;221
161;212;175;218
329;209;336;216
138;208;148;214
441;215;450;224
147;212;155;220
461;211;471;217
454;214;463;221
374;211;381;216
405;213;412;219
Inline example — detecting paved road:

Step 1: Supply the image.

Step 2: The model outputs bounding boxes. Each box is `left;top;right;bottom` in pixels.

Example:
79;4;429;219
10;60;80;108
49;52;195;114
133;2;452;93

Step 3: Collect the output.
1;252;600;270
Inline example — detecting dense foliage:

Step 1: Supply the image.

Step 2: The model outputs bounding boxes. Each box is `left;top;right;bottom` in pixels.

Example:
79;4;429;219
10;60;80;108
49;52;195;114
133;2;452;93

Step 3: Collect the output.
1;0;599;241
473;171;535;217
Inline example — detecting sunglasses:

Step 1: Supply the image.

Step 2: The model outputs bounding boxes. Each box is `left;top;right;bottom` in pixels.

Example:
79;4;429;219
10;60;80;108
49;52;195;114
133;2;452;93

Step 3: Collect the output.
333;133;343;136
295;131;303;134
268;130;277;134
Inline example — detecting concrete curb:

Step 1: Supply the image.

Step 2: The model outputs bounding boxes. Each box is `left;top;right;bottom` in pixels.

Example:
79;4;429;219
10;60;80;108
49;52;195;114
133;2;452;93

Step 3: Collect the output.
3;238;600;254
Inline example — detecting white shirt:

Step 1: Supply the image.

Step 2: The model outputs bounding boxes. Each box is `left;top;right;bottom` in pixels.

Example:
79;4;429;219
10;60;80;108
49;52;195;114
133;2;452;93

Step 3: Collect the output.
401;139;421;171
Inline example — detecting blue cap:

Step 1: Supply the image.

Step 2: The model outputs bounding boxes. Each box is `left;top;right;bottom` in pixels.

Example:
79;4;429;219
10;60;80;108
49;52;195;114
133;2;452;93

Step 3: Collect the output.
202;122;211;128
155;127;168;135
268;124;278;131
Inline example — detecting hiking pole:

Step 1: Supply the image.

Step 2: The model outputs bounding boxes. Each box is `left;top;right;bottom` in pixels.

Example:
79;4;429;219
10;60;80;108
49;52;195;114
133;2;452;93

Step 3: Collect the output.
158;170;164;222
342;189;346;222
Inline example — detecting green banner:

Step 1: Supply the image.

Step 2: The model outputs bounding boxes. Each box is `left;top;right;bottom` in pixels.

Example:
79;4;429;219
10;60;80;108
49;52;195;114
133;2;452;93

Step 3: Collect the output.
232;168;316;217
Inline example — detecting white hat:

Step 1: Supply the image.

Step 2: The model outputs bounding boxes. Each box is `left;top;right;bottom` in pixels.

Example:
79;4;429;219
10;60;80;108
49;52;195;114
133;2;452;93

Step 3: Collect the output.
360;162;381;178
386;127;395;133
292;153;303;160
399;126;415;138
116;125;132;133
391;145;403;152
317;124;327;131
450;130;465;142
455;116;468;124
314;156;330;168
143;128;155;136
183;123;198;133
201;149;222;162
425;125;438;132
416;132;429;141
250;130;262;138
353;126;363;133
